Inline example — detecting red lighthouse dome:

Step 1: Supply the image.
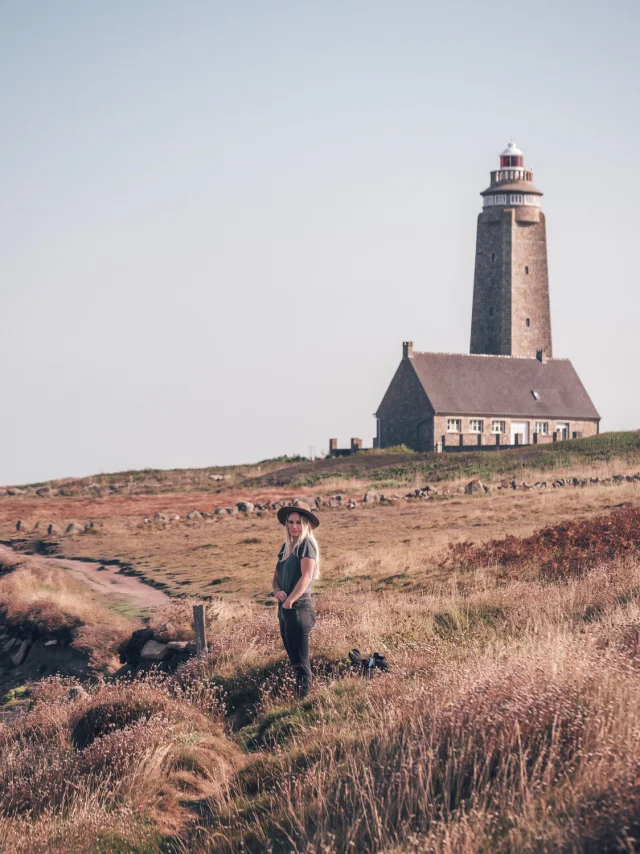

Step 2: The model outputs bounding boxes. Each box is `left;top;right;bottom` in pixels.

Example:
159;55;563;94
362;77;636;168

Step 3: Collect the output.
500;142;524;168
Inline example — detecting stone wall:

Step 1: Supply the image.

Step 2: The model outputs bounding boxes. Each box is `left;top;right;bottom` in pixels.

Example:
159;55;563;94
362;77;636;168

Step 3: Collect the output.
470;205;552;359
434;414;598;450
375;357;433;450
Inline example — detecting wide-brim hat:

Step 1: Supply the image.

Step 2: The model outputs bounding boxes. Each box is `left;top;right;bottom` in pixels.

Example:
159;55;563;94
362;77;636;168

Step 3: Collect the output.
277;499;320;529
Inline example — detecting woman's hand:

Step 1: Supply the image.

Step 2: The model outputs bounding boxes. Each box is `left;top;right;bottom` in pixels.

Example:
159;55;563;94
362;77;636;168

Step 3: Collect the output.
274;590;287;603
282;597;294;609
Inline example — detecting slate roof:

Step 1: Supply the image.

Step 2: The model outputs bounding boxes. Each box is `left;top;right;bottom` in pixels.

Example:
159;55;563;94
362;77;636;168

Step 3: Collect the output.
408;353;600;420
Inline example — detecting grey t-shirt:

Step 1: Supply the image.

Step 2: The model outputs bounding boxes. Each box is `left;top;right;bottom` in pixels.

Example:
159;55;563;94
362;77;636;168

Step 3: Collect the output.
276;538;317;599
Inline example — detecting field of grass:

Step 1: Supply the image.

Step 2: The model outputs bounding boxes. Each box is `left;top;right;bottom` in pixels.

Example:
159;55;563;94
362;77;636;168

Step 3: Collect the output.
1;432;640;852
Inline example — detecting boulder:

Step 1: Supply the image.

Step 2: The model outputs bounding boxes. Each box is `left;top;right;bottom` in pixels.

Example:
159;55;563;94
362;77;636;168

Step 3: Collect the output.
25;487;36;496
153;512;168;523
140;640;169;661
0;489;6;496
363;491;380;503
47;523;60;536
187;510;202;521
65;522;84;535
347;500;357;509
12;640;30;667
7;488;25;496
167;641;189;652
65;685;88;701
167;513;180;521
464;480;486;495
214;507;228;517
225;506;238;516
237;501;254;513
3;638;18;652
16;520;25;532
328;499;341;508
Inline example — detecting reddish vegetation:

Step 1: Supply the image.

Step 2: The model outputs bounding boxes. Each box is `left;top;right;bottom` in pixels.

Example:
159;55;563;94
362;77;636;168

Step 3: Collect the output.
448;506;640;579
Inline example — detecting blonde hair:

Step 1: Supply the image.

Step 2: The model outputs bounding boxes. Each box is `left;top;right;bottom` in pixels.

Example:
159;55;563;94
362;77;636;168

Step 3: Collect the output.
282;514;321;580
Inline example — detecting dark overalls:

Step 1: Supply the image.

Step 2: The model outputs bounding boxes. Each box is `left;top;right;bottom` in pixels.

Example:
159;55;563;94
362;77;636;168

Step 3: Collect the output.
276;540;317;697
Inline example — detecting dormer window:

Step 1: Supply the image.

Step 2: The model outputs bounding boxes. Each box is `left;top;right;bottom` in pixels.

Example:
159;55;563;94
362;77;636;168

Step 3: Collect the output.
532;390;541;401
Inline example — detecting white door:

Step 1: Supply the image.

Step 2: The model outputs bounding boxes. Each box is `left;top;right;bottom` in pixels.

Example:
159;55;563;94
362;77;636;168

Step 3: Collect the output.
510;421;530;445
557;423;569;441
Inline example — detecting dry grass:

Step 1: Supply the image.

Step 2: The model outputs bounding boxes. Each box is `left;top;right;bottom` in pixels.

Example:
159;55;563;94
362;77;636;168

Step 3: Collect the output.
3;549;640;851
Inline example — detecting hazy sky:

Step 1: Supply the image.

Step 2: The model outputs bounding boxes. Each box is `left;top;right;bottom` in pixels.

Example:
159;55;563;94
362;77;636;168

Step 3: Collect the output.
1;1;639;485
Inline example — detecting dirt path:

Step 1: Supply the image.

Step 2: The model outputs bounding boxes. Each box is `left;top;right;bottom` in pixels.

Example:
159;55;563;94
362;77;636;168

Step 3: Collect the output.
0;545;170;609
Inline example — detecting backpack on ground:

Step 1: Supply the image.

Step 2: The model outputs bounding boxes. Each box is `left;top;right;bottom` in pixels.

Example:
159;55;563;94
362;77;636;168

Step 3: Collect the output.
348;648;388;678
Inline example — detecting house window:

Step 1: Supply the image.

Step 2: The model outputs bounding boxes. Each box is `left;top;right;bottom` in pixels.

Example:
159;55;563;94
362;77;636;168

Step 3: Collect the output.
491;252;495;262
470;419;484;433
526;318;531;327
535;422;549;435
492;420;506;434
447;418;462;433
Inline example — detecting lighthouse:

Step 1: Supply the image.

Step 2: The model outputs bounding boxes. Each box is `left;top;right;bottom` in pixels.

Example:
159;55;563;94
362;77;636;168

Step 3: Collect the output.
470;142;553;359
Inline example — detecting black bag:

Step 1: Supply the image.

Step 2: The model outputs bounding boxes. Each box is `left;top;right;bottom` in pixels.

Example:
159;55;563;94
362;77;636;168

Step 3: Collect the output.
348;648;388;678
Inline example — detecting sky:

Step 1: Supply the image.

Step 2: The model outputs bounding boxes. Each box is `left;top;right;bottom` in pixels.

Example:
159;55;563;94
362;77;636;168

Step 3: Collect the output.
1;0;639;485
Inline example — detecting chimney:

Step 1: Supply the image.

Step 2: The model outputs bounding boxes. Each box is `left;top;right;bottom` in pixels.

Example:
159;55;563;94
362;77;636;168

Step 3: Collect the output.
350;437;362;453
329;438;338;456
402;341;414;360
536;348;546;363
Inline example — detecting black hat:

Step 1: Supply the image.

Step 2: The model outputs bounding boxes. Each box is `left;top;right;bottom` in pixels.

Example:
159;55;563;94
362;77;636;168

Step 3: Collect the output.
277;499;320;529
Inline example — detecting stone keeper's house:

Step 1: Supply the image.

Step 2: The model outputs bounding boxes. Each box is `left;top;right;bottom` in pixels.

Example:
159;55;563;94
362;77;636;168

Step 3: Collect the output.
375;143;600;452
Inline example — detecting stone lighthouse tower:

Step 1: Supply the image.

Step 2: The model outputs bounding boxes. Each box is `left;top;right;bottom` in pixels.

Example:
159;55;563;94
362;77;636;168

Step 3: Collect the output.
470;142;552;359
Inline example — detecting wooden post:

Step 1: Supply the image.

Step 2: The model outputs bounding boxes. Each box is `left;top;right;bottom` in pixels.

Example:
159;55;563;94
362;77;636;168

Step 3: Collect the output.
192;604;207;656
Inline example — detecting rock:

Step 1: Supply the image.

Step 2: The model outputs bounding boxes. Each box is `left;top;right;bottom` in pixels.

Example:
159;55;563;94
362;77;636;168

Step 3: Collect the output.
225;506;238;516
347;500;357;509
0;489;6;496
7;488;25;496
331;495;343;502
328;499;341;508
167;513;180;521
167;641;189;651
12;640;30;667
44;639;58;647
65;522;84;535
214;507;228;517
47;523;60;536
464;480;486;495
237;501;254;513
140;640;169;661
363;491;380;503
187;510;202;521
25;487;36;496
208;474;225;481
65;685;88;700
16;520;25;532
153;513;168;523
154;622;177;642
3;638;18;652
143;517;152;524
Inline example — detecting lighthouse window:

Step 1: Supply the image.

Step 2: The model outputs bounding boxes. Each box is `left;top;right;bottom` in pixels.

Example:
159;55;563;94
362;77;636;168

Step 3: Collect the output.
491;253;495;262
489;307;494;315
525;266;529;274
526;318;531;327
494;194;507;205
510;194;524;205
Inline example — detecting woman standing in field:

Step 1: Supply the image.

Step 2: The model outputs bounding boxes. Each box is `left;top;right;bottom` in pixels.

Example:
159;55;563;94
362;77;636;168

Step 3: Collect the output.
272;499;320;698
